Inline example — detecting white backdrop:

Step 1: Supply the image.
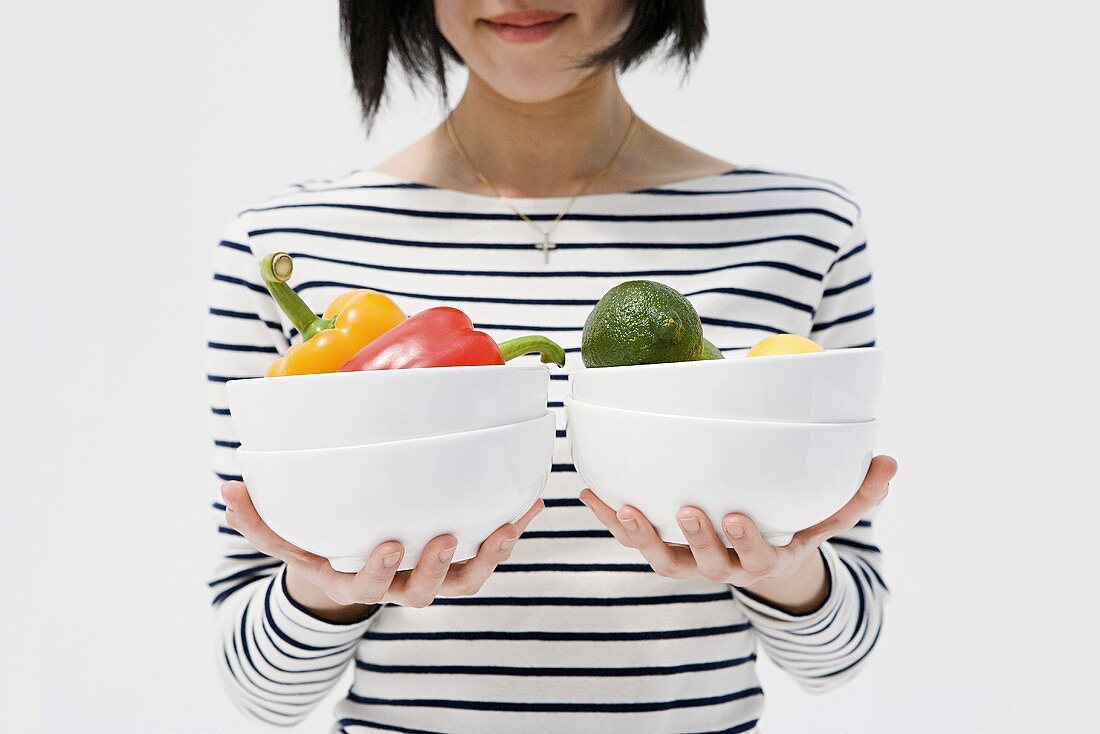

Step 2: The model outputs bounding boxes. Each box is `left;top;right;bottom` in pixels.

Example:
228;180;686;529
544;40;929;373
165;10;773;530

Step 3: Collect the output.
2;2;1097;732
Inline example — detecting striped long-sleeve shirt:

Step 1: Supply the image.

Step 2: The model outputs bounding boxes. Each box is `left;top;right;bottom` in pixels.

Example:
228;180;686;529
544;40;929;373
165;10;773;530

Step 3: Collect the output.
206;167;886;733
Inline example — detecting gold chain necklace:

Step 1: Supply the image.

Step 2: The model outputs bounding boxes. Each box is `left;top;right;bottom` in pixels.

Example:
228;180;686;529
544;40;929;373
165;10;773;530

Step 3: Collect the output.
444;109;638;263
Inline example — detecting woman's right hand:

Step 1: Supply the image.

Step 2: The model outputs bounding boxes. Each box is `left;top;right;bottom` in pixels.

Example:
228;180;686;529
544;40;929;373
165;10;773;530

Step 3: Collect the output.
220;480;544;623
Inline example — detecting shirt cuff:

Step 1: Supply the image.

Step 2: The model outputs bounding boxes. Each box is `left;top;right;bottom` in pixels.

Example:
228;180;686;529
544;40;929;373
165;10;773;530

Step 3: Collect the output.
265;566;379;649
731;543;847;630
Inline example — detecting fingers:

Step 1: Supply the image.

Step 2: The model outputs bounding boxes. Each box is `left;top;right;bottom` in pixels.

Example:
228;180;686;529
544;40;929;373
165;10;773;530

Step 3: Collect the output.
512;499;546;534
444;522;519;596
796;455;898;545
220;482;318;567
721;513;783;581
614;505;694;578
579;489;634;546
339;541;404;605
389;534;458;608
677;507;736;583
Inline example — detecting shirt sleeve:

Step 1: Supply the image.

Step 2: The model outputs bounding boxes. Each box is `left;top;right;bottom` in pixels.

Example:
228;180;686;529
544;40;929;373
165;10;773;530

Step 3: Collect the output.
810;213;876;349
205;217;377;724
732;215;888;691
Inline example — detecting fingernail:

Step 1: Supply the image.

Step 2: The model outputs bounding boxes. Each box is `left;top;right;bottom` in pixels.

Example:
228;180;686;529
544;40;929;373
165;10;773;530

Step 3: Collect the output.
725;521;745;539
382;551;402;568
617;511;638;533
500;536;517;552
438;545;457;563
680;514;701;533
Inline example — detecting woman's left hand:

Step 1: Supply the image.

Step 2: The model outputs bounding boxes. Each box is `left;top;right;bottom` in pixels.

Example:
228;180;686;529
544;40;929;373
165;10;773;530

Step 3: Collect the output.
580;455;897;612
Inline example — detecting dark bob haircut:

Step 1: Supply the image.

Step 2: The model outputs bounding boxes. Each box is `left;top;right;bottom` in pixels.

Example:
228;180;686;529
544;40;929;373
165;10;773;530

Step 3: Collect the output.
339;0;708;125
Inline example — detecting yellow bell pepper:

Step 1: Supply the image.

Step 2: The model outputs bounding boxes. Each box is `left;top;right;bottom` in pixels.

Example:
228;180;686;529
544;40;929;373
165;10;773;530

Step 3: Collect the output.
260;253;406;377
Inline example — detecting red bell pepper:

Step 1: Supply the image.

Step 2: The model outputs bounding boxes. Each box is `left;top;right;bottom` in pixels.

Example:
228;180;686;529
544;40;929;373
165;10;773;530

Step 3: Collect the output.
338;307;566;371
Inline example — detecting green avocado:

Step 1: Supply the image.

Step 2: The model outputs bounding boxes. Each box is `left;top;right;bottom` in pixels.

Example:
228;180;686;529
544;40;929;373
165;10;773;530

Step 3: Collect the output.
581;280;725;368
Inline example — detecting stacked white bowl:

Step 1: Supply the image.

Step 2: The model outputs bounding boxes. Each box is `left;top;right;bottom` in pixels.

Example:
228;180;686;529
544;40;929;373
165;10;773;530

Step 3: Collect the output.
227;364;556;572
567;348;883;547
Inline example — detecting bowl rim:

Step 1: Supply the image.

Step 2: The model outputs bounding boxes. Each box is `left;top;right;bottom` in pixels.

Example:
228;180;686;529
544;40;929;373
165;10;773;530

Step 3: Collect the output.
237;411;554;457
571;347;882;377
227;361;552;389
564;397;876;429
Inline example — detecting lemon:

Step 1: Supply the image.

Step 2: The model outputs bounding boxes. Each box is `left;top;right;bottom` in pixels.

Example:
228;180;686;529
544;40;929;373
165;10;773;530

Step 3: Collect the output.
747;334;825;357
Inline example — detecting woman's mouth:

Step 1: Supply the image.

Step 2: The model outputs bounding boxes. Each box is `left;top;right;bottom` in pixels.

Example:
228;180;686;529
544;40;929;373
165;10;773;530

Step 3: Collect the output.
482;10;570;44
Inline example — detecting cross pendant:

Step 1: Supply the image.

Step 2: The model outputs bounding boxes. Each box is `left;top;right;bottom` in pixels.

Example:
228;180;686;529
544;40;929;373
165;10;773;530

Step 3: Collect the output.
537;233;557;264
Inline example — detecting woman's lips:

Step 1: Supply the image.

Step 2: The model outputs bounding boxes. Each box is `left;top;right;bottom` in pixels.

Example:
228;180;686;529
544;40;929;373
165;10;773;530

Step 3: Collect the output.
482;11;569;44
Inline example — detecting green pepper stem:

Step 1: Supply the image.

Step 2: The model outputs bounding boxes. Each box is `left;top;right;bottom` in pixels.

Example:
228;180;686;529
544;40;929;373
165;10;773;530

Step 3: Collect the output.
259;253;333;341
497;336;567;368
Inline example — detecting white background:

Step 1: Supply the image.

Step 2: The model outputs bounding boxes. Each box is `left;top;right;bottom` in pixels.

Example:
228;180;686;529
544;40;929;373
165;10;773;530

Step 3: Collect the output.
2;1;1097;732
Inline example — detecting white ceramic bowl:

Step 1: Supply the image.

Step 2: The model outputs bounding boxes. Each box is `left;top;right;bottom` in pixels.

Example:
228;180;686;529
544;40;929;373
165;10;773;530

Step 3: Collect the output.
237;412;556;572
570;348;883;423
227;364;549;451
566;399;876;546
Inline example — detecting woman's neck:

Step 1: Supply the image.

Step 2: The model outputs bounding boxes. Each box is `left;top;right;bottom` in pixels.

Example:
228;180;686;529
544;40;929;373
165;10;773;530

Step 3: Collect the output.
374;66;731;198
444;68;635;197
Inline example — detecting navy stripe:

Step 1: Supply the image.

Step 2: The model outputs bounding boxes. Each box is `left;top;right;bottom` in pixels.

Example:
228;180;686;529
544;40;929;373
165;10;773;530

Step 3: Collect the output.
347;686;762;713
688;720;759;734
690;287;816;313
338;718;445;734
220;650;303;722
293;279;593;307
551;463;577;473
216;471;243;482
218;526;243;537
832;242;867;268
522;529;613;539
847;340;876;348
227;551;271;560
300;181;436;194
207;374;252;385
261;581;359;654
634;184;858;209
856;519;872;528
700;316;786;334
211;406;232;415
235;604;349;691
852;553;889;591
207;341;279;354
476;321;580;332
823;273;872;297
256;608;357;663
811;307;875;332
725;168;849;190
494;563;654;573
355;653;756;677
547;401;564;408
429;591;732;607
212;501;227;511
214;439;241;449
213;272;268;294
828;537;882;553
249;227;839;254
362;621;751;642
244;200;853;226
208;563;282;588
280;249;829;281
209;307;284;332
290;281;816;313
542;497;582;507
211;575;263;605
219;239;253;254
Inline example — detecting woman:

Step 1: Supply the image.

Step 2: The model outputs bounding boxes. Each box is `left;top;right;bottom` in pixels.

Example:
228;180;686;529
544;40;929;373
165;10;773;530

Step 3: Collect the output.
208;1;897;731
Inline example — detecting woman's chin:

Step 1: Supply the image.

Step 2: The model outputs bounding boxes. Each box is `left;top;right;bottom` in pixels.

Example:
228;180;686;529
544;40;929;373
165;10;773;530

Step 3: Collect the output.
471;67;604;106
